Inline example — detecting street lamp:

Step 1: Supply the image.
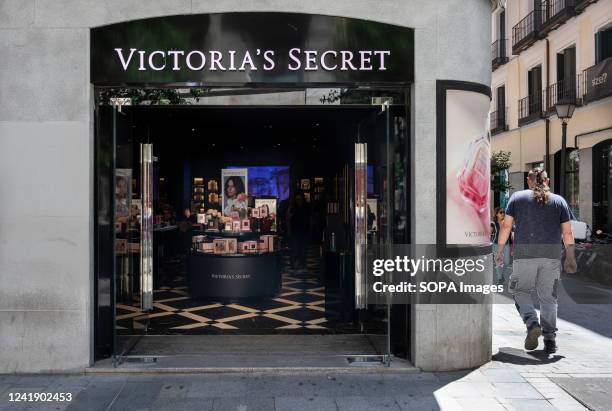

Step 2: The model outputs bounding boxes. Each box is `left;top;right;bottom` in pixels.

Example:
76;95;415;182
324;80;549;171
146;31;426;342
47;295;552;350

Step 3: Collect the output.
555;101;576;198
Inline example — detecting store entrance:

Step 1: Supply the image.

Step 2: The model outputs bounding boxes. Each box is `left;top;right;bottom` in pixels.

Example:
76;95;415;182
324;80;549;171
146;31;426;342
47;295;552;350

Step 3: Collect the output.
94;89;410;367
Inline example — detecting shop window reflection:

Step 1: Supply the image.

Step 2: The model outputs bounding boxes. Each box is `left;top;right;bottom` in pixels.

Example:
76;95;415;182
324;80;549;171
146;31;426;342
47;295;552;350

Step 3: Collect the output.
593;140;612;232
554;149;579;219
566;149;580;219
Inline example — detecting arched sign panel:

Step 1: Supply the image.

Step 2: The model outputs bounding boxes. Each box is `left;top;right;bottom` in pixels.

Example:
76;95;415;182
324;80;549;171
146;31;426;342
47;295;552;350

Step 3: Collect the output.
90;13;414;86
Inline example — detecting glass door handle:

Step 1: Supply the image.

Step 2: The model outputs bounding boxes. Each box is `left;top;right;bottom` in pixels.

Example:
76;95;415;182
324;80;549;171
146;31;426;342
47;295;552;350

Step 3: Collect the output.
140;143;154;311
354;143;367;309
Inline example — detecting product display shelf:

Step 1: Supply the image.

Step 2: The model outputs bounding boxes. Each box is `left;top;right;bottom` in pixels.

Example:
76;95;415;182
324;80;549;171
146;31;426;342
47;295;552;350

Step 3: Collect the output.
191;177;206;214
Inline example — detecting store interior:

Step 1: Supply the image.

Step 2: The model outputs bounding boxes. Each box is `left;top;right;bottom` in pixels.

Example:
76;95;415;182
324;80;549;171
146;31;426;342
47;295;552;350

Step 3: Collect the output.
111;104;402;342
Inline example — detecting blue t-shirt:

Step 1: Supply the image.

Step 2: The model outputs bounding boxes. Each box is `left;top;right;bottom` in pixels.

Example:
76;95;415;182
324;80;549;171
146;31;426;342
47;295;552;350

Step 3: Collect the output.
505;189;571;259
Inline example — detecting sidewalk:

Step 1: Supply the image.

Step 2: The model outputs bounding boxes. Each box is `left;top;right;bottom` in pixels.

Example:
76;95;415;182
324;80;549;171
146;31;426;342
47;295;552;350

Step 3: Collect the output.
1;303;611;410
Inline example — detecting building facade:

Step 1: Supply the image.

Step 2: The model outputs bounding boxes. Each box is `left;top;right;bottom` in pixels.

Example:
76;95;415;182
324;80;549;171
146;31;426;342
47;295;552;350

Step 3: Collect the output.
0;0;494;373
490;0;612;231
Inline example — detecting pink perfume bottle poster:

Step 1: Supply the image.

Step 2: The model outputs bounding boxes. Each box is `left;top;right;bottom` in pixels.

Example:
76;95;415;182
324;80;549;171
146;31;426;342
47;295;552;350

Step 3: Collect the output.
445;90;491;245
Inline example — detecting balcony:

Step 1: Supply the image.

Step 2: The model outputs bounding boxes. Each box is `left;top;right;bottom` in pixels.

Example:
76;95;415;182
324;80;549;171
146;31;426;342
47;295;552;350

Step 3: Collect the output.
574;0;598;13
490;108;508;135
518;95;543;126
492;39;509;70
543;76;584;114
540;0;576;34
512;11;541;55
511;0;597;55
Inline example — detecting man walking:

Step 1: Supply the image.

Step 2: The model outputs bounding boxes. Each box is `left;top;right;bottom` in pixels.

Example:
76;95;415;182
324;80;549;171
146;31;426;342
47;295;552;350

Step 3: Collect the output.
496;168;577;354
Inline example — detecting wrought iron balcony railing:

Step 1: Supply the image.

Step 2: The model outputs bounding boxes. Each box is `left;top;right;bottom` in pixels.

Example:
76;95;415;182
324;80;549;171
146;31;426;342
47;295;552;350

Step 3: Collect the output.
518;95;543;125
540;0;576;33
492;39;509;70
490;107;508;135
512;11;540;54
543;76;584;113
511;0;597;55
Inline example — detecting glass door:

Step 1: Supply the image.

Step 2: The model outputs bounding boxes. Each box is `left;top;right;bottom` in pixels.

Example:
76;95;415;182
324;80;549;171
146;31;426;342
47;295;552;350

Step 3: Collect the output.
354;101;394;365
108;105;152;362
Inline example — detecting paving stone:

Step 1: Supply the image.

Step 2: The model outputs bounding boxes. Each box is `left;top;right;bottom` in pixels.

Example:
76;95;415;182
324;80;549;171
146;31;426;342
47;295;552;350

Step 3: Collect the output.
491;383;544;399
552;378;612;411
434;381;496;398
455;397;506;411
188;381;248;398
151;397;213;411
156;382;189;399
394;395;440;411
505;399;556;410
211;397;275;411
107;382;164;410
481;368;526;383
66;382;125;411
335;396;401;411
275;396;337;411
547;397;588;411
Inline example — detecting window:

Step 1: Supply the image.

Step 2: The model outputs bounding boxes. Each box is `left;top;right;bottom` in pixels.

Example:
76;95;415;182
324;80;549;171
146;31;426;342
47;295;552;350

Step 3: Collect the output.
550;46;576;102
492;85;506;131
499;10;506;41
496;85;506;112
527;65;542;114
595;24;612;64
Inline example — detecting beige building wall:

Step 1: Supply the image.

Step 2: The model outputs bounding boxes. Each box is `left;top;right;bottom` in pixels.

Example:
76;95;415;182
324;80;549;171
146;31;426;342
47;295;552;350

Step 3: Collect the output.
491;0;612;227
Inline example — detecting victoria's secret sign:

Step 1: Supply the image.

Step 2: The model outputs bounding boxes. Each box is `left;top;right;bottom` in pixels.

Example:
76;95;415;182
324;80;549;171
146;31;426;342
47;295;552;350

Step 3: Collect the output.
91;13;413;85
114;48;391;72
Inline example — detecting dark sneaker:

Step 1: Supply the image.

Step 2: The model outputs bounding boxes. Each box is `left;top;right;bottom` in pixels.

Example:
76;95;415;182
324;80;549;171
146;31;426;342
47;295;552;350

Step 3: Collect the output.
544;340;557;354
524;323;542;351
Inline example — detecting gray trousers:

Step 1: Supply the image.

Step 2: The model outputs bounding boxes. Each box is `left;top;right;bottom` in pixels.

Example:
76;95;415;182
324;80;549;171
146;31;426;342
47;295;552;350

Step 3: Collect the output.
508;258;560;341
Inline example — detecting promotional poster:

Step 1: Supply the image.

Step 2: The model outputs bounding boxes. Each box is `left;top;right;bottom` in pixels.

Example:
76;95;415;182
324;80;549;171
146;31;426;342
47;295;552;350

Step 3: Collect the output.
221;168;248;216
445;90;491;245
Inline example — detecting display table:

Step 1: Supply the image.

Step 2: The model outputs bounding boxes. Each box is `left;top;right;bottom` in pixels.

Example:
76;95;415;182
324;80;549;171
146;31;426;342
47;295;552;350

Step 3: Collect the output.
188;250;282;300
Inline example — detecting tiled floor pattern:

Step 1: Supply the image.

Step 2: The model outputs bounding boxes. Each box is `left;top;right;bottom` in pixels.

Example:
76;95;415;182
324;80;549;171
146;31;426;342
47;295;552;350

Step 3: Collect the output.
116;253;344;334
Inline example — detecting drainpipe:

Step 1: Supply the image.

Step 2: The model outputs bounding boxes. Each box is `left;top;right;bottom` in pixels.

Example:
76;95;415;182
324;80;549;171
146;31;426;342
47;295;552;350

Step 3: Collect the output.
545;39;551;172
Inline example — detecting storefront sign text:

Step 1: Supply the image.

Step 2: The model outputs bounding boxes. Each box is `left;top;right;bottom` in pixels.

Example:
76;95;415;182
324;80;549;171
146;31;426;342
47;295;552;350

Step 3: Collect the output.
114;48;391;72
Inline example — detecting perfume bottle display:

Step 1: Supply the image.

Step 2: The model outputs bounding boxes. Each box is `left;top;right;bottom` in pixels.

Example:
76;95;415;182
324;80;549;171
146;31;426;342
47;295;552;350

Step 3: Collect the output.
457;134;490;213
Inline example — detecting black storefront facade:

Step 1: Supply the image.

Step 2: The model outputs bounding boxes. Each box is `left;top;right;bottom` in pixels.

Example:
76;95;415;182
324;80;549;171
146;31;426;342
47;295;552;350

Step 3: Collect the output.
93;12;416;366
0;1;494;373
